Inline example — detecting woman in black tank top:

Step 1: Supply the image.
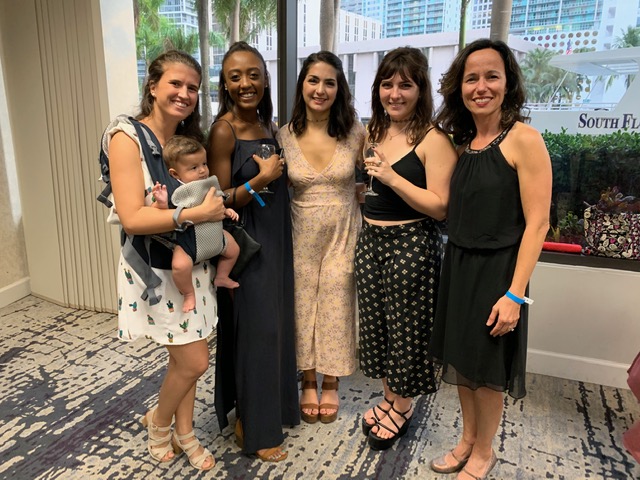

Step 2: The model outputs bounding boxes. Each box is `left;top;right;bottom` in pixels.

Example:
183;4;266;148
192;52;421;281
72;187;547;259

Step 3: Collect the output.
354;47;457;451
428;39;552;479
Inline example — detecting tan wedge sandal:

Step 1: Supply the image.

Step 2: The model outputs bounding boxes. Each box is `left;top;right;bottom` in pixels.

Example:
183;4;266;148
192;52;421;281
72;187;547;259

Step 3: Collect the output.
319;378;340;424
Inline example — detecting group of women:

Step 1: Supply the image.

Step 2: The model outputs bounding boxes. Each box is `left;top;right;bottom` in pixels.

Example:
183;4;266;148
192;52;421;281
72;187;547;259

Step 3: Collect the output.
107;37;551;478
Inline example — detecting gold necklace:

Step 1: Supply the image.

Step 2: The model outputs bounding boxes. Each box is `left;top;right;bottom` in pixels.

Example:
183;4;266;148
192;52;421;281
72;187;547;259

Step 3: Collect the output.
233;113;261;127
388;125;408;140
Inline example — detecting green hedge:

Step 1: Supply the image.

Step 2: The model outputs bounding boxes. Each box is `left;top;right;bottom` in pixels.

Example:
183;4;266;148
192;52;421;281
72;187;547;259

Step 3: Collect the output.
542;129;640;230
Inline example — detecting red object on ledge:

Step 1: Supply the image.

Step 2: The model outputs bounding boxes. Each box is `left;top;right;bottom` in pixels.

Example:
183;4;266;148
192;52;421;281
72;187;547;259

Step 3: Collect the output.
543;242;583;254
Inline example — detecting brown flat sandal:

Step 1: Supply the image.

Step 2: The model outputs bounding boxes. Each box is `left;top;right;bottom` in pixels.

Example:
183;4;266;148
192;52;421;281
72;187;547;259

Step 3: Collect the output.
234;418;244;448
300;380;319;424
319;378;339;424
257;446;288;462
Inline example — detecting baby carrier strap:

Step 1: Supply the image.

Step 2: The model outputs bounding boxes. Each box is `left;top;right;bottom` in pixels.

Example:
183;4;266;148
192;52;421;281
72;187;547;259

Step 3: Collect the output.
97;115;178;306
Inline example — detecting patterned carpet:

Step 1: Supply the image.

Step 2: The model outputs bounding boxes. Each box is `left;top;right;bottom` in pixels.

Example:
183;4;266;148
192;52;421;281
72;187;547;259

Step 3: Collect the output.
1;295;638;479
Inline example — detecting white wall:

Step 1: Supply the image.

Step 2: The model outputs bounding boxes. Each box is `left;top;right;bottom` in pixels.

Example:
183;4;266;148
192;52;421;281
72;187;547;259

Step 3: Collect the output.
528;263;640;389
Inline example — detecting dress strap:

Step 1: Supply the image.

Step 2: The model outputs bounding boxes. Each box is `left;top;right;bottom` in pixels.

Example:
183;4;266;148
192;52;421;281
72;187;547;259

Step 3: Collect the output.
214;119;237;140
413;126;436;151
493;123;514;146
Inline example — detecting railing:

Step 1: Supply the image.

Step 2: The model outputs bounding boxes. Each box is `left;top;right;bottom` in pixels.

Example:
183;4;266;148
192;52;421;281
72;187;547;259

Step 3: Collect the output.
526;102;617;111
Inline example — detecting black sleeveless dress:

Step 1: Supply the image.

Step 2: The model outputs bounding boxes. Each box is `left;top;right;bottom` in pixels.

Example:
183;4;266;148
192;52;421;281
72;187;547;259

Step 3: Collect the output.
214;128;300;453
429;126;528;399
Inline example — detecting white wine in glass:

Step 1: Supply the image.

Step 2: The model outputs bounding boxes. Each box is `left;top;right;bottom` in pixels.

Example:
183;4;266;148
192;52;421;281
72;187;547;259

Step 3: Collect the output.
362;142;379;197
256;143;276;194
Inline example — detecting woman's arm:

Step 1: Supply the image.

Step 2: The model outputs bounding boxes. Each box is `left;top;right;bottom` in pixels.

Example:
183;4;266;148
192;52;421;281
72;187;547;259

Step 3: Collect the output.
372;129;457;220
486;123;552;336
110;132;225;235
507;124;552;297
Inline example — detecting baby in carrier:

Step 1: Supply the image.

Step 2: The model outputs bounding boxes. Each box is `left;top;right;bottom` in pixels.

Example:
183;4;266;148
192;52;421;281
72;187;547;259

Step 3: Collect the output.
153;135;240;312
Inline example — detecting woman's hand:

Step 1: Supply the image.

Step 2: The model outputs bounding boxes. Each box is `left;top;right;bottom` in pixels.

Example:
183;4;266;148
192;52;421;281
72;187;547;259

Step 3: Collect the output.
193;187;226;222
253;153;285;184
364;147;395;185
486;296;521;337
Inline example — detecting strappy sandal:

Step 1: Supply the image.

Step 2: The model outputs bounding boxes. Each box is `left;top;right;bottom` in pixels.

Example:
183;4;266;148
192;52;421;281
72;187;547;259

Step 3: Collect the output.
172;430;215;471
300;380;319;424
459;450;497;480
256;446;288;462
140;408;174;462
430;448;471;473
367;404;413;451
361;396;394;436
319;378;339;424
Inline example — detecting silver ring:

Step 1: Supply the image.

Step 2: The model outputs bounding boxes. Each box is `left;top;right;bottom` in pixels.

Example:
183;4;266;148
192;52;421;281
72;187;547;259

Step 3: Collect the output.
377;161;382;166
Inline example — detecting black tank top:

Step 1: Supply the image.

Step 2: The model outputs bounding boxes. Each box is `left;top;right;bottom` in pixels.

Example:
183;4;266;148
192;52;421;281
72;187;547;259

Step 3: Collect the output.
364;148;427;221
447;125;525;249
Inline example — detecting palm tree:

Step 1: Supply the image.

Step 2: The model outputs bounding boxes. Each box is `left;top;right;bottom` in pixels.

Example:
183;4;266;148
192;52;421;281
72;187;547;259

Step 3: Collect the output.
134;0;173;66
521;48;579;104
489;0;512;43
196;0;213;130
320;0;340;52
458;0;471;50
162;26;199;54
212;0;277;44
613;26;640;88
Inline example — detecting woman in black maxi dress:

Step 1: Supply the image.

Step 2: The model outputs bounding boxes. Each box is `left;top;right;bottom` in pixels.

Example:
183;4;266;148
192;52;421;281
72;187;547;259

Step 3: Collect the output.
207;42;299;462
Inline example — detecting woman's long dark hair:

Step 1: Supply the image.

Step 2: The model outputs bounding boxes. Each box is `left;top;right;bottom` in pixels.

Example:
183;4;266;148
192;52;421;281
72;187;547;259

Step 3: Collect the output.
435;38;528;146
137;50;204;143
288;51;356;140
216;41;273;129
368;47;435;146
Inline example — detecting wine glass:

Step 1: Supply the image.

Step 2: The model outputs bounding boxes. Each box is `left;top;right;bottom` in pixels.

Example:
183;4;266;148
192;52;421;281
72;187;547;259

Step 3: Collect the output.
256;143;276;194
362;142;379;197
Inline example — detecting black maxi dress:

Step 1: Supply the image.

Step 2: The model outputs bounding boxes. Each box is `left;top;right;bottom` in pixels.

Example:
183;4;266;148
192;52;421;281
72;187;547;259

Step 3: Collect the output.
214;131;300;453
430;126;529;399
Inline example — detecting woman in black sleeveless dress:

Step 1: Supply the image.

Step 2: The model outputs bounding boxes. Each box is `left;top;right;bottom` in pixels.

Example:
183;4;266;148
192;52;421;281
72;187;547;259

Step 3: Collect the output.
429;39;552;479
355;47;457;451
207;42;299;462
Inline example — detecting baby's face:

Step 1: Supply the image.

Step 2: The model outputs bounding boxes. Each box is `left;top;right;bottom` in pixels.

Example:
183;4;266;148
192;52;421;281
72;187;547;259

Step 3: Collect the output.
174;149;209;183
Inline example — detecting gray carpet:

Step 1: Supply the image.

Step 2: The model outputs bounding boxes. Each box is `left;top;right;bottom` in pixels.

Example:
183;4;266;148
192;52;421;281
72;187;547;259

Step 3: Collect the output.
1;296;638;479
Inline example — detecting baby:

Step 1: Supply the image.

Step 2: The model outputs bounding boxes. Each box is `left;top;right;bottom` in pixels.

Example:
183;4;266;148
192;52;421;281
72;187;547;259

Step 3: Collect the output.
153;135;240;312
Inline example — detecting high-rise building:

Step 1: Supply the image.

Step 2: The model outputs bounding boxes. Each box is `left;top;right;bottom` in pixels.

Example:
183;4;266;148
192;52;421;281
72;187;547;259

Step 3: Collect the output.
341;0;461;37
159;0;198;35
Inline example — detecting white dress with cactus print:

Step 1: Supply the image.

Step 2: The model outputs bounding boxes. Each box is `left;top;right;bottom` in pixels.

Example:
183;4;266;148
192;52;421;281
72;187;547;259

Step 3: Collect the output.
110;119;217;345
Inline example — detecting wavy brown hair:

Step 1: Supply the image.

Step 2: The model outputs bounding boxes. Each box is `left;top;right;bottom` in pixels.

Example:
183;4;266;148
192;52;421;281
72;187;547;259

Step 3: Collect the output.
216;41;273;129
288;51;356;140
435;38;529;146
368;47;435;146
137;50;204;143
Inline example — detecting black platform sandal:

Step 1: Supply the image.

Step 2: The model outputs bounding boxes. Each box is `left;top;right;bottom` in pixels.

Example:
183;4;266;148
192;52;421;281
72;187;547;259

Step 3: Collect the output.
367;404;413;451
361;396;394;436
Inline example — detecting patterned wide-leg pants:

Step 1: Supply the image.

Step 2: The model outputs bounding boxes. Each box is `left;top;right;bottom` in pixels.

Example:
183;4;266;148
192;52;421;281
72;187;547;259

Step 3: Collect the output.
355;219;442;397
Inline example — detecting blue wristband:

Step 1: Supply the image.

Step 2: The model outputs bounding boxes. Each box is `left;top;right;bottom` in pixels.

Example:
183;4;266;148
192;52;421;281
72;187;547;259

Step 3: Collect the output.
244;182;265;207
506;290;534;305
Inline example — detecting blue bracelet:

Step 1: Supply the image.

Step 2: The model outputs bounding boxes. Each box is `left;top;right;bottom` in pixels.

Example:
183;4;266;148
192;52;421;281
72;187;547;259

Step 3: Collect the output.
244;182;265;207
506;290;534;305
